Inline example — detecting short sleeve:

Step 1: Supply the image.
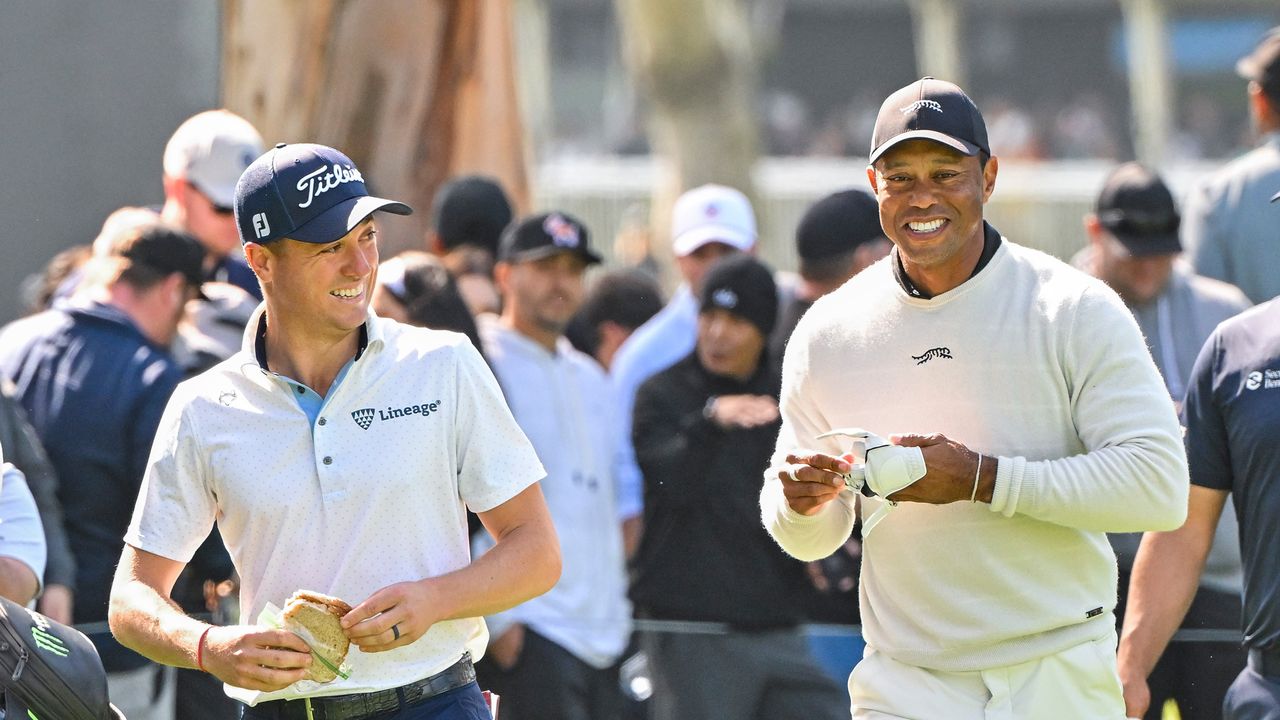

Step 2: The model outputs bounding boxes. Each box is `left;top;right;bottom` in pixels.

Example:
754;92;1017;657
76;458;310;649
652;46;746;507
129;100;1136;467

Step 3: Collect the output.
452;340;545;513
1181;330;1232;492
123;388;218;563
0;465;47;588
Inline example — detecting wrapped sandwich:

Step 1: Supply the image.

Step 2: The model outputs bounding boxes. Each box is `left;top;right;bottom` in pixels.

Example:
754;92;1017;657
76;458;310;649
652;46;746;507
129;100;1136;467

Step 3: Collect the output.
280;590;353;683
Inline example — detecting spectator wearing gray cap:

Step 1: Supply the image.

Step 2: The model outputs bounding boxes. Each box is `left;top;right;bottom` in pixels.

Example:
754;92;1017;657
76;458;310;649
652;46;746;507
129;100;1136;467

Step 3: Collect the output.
0;211;206;720
770;189;890;359
1182;27;1280;304
160;109;265;301
1080;163;1250;720
428;175;514;317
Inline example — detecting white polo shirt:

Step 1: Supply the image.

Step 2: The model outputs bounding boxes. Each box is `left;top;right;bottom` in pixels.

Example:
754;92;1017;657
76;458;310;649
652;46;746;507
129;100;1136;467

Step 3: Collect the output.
125;307;545;706
475;318;631;668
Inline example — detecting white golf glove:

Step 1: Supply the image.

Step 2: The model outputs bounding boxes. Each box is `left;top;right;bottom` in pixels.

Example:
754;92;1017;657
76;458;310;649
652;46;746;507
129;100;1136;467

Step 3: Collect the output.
815;428;927;500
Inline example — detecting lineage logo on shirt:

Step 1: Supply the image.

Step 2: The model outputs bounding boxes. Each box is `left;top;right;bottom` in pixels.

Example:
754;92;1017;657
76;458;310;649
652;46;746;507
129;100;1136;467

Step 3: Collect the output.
350;401;443;430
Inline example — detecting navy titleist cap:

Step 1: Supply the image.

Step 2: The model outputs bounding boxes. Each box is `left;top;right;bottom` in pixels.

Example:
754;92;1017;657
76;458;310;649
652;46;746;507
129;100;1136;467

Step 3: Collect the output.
869;77;990;164
499;211;603;265
234;143;412;245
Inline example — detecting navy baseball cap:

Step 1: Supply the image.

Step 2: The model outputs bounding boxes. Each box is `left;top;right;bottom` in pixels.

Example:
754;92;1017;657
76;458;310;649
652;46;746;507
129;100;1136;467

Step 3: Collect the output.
1095;163;1181;257
499;212;603;265
234;143;412;245
869;77;990;164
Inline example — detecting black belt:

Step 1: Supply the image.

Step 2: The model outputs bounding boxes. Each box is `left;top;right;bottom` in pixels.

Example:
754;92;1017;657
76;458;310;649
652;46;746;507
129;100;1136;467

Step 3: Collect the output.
1249;647;1280;679
251;653;476;720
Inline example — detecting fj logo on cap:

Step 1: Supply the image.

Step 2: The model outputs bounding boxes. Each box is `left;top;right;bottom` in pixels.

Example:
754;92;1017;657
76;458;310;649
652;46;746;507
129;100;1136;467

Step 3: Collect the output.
712;288;738;309
543;213;580;248
252;213;271;239
351;408;376;430
900;100;943;114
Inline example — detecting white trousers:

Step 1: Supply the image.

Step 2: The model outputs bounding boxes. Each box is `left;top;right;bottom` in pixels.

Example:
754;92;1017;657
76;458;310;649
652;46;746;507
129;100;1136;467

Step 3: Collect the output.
849;632;1127;720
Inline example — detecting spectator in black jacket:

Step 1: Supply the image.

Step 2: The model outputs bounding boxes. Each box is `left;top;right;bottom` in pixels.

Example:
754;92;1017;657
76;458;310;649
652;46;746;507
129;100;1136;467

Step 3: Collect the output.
630;255;846;720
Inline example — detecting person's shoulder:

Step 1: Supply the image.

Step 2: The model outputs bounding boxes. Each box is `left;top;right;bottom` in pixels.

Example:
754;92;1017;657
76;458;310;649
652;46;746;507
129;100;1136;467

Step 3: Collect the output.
1215;297;1280;341
375;316;481;370
0;309;71;347
1189;141;1280;204
1181;269;1252;314
636;352;696;398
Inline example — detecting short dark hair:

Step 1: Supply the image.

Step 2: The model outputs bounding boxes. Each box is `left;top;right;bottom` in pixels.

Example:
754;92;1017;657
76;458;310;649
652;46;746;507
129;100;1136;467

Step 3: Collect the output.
379;251;482;351
565;270;663;358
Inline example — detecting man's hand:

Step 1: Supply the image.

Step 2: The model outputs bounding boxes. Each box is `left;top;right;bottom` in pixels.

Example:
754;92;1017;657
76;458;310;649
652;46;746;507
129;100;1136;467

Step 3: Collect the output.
1119;664;1151;719
37;583;73;624
884;433;991;504
778;451;850;516
487;624;525;670
707;395;779;430
202;625;311;692
342;580;443;653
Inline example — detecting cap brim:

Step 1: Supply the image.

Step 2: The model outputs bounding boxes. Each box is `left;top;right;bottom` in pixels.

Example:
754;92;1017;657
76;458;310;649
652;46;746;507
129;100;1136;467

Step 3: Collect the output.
672;225;755;257
1272;189;1280;202
502;245;603;266
1112;232;1183;258
289;195;413;244
869;131;981;164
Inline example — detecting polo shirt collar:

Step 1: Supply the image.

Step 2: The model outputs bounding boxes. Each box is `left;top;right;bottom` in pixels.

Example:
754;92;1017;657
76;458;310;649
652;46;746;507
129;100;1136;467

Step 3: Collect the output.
241;303;380;372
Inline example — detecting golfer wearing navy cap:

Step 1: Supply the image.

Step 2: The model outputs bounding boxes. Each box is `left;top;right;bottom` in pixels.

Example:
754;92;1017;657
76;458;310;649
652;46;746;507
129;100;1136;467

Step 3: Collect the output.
110;142;560;719
761;78;1188;718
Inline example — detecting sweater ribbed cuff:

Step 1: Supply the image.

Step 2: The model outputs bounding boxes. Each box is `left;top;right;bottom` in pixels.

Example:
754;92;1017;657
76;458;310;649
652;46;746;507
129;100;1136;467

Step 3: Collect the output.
990;455;1027;517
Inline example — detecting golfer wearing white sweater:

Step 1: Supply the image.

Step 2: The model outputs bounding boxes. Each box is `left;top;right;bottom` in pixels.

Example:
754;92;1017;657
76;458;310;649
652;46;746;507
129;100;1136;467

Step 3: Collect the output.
760;77;1189;719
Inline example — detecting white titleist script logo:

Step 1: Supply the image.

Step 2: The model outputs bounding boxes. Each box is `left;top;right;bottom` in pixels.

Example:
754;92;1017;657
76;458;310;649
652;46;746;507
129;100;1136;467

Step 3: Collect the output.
912;347;953;365
900;100;943;114
296;164;364;209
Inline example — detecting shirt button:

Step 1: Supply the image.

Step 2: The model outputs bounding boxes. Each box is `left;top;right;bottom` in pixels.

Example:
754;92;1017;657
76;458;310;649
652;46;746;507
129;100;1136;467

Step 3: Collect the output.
323;456;333;465
318;417;327;426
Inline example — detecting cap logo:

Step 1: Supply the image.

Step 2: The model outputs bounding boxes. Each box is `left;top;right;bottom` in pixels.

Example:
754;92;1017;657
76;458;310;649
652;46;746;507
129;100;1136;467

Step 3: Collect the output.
900;100;943;115
296;163;364;209
542;213;580;248
252;213;271;239
712;288;738;309
705;203;719;218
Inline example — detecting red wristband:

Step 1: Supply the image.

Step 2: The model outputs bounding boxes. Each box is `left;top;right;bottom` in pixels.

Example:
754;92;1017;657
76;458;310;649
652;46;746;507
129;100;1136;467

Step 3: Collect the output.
197;626;212;672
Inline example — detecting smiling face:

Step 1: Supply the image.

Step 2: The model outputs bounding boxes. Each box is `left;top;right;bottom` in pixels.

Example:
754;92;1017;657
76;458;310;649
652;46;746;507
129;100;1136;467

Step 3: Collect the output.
246;217;380;341
867;139;997;292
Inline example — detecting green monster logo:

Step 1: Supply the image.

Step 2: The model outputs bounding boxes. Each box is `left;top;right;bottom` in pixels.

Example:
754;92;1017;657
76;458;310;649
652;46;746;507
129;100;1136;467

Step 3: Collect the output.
30;626;68;658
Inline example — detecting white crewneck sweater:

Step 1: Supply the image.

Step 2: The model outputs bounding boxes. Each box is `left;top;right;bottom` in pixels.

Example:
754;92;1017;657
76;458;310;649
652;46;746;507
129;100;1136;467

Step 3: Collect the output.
761;240;1187;672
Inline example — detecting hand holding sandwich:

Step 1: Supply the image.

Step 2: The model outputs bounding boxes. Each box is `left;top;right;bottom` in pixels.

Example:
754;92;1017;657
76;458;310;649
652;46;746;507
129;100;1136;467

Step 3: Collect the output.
341;579;444;653
198;624;313;692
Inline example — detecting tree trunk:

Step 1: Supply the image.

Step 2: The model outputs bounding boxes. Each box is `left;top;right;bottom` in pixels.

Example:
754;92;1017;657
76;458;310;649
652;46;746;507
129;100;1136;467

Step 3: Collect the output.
221;0;528;255
614;0;761;276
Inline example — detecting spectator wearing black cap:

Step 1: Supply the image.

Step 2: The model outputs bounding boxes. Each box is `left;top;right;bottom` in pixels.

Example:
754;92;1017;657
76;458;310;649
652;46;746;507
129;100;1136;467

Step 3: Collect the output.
1078;163;1250;720
471;212;631;720
0;211;207;720
763;78;1187;717
630;255;846;720
1182;27;1280;304
770;189;890;359
429;175;515;317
